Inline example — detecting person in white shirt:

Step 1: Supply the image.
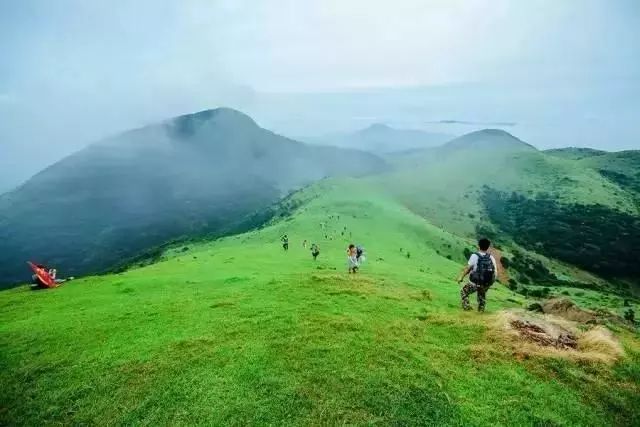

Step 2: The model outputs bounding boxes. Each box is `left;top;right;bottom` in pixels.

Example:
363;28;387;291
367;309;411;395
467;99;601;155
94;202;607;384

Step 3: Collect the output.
457;238;499;312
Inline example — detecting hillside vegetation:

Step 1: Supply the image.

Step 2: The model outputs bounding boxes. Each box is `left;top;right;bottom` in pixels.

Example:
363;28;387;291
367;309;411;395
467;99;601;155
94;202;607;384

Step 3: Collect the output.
2;179;639;425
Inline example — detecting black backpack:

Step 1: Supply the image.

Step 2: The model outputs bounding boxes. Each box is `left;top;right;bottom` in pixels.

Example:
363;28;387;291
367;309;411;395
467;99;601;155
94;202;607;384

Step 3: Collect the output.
472;252;495;286
356;247;363;258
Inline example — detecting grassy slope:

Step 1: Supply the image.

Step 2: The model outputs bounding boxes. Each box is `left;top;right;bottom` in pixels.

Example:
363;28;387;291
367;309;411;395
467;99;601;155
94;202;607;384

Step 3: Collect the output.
380;143;637;238
545;147;607;161
373;143;640;291
578;150;640;173
1;179;639;425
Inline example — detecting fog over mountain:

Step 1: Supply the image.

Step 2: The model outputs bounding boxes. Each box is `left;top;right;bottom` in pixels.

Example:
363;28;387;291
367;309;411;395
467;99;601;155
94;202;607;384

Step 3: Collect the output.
1;1;639;192
0;108;385;286
302;123;453;154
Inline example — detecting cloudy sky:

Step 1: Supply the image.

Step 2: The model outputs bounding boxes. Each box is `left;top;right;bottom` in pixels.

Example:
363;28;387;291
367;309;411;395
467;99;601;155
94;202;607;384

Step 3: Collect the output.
1;0;639;191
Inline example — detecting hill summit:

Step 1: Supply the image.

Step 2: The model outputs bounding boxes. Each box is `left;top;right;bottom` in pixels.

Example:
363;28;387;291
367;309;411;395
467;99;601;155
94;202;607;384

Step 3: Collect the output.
442;128;535;151
165;108;259;139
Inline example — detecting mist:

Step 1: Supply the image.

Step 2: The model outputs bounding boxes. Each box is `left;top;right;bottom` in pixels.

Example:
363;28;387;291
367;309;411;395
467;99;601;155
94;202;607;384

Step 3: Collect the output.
1;0;639;193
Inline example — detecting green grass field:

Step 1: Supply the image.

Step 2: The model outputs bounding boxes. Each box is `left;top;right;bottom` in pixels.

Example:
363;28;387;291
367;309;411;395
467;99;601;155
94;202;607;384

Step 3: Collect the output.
2;179;639;425
381;141;638;238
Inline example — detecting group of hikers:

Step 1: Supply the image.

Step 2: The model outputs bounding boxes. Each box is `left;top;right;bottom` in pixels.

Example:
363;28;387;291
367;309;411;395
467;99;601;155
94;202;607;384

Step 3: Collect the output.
29;233;497;314
281;234;366;273
281;233;498;312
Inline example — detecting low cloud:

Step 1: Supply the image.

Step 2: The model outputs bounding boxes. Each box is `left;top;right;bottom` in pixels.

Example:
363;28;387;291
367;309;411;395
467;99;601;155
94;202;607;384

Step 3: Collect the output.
427;120;517;127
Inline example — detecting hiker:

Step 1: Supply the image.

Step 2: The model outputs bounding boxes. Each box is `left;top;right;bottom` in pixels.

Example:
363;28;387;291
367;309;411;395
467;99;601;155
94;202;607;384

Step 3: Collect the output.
281;234;289;251
303;239;307;249
457;238;498;312
311;243;320;260
347;244;359;273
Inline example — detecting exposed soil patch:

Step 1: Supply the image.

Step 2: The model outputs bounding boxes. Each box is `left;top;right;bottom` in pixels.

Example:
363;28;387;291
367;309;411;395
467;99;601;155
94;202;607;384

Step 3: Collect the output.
494;310;624;364
488;248;509;284
510;319;577;349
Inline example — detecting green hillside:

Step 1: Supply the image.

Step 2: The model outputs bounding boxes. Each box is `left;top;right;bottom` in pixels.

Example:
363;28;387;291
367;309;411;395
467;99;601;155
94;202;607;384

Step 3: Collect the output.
372;131;640;288
382;130;637;237
1;178;639;425
545;147;607;160
0;109;385;287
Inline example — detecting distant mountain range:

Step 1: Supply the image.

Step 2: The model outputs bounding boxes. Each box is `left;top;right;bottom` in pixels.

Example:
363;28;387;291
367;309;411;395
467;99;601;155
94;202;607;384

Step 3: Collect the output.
303;123;453;154
0;108;386;286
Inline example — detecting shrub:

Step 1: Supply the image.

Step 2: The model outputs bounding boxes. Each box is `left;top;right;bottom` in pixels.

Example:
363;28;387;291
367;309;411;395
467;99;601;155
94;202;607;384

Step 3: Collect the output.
500;256;511;269
527;302;544;312
624;308;635;324
481;187;640;279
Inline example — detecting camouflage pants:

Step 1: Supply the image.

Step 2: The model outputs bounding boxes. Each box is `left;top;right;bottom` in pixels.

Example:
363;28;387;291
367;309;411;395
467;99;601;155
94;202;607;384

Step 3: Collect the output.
461;281;488;312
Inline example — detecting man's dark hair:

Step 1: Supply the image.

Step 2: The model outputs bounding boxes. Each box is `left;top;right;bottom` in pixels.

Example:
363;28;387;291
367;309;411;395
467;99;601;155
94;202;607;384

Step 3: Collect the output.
478;238;491;251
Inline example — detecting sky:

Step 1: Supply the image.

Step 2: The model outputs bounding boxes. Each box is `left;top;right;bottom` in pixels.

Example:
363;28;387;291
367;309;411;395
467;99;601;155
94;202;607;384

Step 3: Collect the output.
1;0;639;192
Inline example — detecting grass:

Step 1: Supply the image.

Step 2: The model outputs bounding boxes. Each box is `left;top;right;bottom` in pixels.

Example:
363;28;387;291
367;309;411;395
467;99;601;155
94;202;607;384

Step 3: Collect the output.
1;178;639;425
377;143;638;239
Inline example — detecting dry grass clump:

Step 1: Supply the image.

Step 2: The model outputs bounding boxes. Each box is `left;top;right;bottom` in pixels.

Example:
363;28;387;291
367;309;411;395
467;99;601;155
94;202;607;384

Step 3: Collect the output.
491;310;624;364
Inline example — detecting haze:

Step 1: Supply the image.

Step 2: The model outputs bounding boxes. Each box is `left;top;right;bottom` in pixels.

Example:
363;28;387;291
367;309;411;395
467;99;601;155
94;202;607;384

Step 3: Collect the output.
1;0;639;192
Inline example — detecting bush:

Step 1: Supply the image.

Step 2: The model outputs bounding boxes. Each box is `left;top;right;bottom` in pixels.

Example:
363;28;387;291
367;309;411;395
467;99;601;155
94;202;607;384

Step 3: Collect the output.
528;287;551;298
481;187;640;279
500;256;511;269
527;302;544;312
624;308;635;324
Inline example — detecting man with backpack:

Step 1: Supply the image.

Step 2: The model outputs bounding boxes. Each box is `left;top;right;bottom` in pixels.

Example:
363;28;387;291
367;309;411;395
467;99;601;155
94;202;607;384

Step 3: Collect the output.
457;238;498;312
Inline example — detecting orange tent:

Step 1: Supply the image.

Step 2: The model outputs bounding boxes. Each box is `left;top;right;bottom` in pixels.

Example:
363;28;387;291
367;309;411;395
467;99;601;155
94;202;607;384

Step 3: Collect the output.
27;261;57;288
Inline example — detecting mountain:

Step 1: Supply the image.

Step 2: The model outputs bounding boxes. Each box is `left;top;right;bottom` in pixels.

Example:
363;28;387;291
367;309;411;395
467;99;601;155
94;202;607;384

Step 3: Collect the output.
305;123;453;154
2;124;640;425
2;176;638;425
374;129;640;284
440;128;535;152
0;108;386;286
384;129;636;233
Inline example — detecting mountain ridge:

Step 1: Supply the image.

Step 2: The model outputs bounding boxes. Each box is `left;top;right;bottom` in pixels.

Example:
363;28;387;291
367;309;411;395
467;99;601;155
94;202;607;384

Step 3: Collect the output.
303;123;453;154
0;108;386;286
